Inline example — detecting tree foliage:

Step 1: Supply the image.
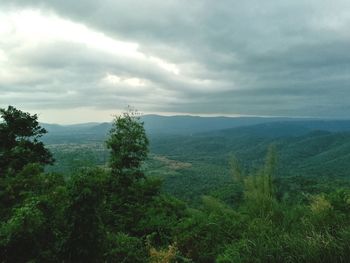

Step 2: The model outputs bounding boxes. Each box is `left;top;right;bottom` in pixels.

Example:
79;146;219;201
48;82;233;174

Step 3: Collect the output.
106;108;148;177
0;106;53;176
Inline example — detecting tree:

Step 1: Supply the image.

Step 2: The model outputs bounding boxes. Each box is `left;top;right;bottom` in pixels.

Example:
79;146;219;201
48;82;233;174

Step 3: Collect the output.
106;108;148;186
63;168;108;262
105;108;153;230
0;106;53;176
0;198;45;262
243;145;278;217
104;108;182;248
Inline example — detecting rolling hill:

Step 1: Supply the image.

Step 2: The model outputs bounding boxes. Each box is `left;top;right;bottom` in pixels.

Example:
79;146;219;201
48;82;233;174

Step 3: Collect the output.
42;115;350;202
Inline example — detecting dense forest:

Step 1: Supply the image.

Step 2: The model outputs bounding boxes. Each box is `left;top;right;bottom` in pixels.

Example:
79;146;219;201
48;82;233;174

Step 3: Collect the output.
1;106;350;262
44;116;350;205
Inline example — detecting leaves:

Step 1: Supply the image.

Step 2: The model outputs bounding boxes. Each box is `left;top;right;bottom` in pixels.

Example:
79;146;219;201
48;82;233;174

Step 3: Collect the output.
0;106;54;176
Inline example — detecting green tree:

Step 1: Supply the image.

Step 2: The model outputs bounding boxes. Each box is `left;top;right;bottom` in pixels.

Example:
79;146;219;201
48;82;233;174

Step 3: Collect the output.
63;168;108;262
243;145;278;217
106;108;148;182
0;170;68;263
0;106;53;176
104;108;186;260
0;198;45;262
104;232;147;263
0;106;55;222
105;108;154;228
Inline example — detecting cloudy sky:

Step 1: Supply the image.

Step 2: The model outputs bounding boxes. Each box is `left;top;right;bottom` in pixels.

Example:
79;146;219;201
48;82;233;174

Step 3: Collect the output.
1;0;350;123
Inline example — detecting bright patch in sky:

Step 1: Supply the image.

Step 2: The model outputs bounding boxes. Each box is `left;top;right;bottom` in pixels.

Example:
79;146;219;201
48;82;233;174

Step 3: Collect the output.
1;10;140;58
149;56;180;75
104;74;146;87
0;9;180;74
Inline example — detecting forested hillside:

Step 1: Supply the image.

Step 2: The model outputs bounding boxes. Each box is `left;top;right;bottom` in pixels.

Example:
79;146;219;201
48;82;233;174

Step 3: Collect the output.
3;106;350;262
45;118;350;204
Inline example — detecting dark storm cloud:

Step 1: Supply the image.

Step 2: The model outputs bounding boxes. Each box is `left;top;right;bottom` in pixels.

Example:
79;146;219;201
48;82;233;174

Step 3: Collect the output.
1;0;350;120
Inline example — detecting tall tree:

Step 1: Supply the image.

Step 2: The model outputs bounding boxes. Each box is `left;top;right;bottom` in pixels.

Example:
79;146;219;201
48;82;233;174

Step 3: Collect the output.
104;108;161;235
106;108;148;186
0;106;53;176
63;168;107;262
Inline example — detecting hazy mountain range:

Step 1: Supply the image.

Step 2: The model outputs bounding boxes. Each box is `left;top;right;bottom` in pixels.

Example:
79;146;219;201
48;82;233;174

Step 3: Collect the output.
42;114;350;140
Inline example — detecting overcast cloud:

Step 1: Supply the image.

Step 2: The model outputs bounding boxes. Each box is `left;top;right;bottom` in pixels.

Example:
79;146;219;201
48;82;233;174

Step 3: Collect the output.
1;0;350;123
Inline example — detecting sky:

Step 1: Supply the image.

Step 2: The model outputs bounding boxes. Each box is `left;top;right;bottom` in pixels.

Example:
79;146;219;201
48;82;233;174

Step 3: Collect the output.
1;0;350;124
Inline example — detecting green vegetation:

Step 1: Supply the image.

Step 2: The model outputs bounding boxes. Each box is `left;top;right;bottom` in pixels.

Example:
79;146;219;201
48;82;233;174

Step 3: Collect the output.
1;106;350;262
0;106;54;176
44;118;350;204
146;128;350;204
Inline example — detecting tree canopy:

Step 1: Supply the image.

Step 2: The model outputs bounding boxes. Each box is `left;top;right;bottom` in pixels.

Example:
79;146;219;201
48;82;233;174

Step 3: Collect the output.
106;108;149;185
0;106;53;176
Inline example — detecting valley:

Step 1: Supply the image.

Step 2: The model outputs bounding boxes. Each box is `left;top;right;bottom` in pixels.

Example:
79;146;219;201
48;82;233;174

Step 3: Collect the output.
44;115;350;204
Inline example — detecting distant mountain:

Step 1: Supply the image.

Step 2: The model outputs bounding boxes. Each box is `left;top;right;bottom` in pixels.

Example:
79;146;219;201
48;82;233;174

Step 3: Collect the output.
141;115;295;135
41;114;311;138
41;122;112;144
41;115;350;144
42;122;102;134
203;120;350;138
